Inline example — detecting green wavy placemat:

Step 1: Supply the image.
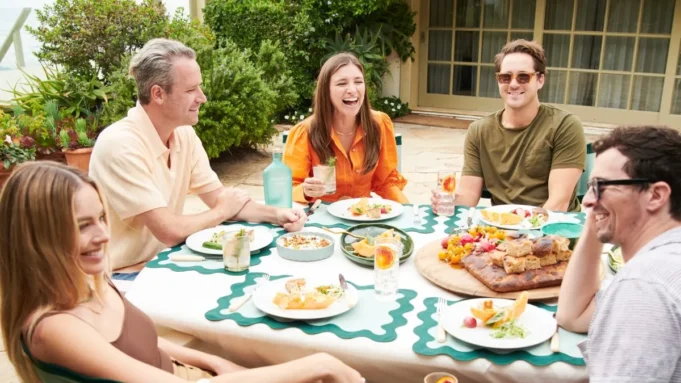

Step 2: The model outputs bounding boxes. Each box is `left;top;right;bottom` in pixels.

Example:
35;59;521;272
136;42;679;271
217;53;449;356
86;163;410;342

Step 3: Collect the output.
205;272;417;342
412;297;586;366
146;224;283;276
305;203;438;234
443;206;485;234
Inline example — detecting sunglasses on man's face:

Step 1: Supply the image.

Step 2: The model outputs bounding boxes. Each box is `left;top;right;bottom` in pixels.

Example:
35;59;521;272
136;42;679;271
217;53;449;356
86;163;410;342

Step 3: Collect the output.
586;178;652;200
495;72;540;85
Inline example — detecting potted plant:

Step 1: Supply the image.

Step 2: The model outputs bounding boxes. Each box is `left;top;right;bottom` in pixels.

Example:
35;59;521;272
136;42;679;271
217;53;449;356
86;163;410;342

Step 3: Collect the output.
1;135;36;188
59;117;96;173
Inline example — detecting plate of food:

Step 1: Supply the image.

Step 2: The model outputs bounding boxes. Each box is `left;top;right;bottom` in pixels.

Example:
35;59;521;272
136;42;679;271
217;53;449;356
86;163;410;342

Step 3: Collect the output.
327;197;403;222
339;224;414;267
442;292;557;349
479;205;551;230
414;225;600;300
276;232;335;262
185;225;274;255
252;276;358;320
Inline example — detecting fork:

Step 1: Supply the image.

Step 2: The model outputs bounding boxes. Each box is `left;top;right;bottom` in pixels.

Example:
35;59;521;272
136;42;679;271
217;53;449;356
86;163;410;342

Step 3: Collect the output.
228;274;270;312
321;227;366;240
436;297;447;343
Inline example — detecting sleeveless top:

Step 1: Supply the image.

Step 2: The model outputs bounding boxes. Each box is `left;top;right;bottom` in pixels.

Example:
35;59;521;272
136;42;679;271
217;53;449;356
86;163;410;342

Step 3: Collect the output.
24;283;173;375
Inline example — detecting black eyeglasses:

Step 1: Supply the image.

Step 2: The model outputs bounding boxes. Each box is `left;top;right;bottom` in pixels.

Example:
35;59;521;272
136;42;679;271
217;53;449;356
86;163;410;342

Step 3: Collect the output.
586;178;652;200
495;72;540;84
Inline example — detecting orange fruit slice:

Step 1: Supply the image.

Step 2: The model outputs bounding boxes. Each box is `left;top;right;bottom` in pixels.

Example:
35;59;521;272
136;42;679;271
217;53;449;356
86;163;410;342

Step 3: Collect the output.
375;246;396;269
470;307;497;323
509;291;528;320
441;175;456;193
435;377;457;383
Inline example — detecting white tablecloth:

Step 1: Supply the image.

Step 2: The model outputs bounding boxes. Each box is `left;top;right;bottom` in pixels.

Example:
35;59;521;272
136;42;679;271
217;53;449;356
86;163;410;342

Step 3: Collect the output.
126;214;605;383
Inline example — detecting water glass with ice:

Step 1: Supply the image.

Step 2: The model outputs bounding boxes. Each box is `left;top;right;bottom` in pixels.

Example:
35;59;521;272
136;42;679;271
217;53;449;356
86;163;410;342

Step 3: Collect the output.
374;236;401;301
313;165;337;195
223;231;250;272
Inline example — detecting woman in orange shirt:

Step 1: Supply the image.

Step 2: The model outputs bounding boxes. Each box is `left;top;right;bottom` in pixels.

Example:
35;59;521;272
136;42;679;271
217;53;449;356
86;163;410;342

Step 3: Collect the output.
284;53;408;204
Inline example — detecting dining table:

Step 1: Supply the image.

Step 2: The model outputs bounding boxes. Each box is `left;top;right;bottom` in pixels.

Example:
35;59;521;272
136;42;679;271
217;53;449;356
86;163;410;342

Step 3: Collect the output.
125;203;611;383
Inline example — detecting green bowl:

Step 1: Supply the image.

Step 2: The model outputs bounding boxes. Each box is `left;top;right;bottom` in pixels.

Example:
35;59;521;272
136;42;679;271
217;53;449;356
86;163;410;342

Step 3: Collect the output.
340;224;414;267
541;222;583;249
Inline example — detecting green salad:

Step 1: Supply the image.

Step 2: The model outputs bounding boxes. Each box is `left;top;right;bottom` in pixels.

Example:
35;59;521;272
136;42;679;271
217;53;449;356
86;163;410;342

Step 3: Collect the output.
490;320;528;339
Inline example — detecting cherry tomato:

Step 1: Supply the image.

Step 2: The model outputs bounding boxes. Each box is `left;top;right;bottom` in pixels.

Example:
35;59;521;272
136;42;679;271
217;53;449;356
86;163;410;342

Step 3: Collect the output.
460;234;475;245
463;316;477;328
441;237;450;249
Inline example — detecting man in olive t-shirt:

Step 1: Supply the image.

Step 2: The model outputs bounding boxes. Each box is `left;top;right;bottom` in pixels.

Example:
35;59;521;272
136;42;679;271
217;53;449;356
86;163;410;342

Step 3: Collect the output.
465;104;585;211
432;40;586;212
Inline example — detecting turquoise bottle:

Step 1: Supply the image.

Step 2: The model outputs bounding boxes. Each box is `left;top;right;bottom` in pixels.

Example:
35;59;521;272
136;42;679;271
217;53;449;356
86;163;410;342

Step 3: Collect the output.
263;149;293;208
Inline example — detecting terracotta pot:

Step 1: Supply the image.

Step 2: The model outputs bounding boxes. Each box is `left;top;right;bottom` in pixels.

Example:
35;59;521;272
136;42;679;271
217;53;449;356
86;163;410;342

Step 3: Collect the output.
0;166;13;190
63;147;93;174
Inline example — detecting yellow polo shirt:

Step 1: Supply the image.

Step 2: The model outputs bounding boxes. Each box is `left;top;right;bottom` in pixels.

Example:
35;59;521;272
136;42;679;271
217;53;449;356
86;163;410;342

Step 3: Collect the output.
90;104;223;270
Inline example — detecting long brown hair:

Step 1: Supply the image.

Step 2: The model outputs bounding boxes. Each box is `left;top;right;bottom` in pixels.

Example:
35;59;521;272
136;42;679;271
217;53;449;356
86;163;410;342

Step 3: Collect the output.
0;161;109;382
309;52;380;174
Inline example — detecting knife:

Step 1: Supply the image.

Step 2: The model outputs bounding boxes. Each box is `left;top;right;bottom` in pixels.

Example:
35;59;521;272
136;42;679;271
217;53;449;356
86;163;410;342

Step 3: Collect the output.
169;255;205;262
338;274;357;308
551;313;560;352
467;207;476;228
307;199;322;216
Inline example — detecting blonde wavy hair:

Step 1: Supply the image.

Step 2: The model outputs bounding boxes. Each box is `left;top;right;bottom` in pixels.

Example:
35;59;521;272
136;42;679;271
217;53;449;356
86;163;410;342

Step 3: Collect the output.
0;161;110;382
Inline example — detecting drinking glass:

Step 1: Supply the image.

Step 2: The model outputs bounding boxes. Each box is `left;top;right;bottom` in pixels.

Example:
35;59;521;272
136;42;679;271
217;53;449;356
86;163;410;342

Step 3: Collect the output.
313;165;337;195
374;236;401;301
223;231;250;272
433;170;457;217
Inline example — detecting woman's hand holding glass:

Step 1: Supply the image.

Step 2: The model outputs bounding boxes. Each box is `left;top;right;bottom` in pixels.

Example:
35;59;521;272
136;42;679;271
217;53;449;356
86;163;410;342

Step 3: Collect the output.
302;177;326;198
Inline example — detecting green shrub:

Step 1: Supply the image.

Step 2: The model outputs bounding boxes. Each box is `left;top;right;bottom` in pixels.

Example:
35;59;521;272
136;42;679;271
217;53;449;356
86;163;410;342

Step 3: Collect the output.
203;0;416;118
27;0;168;80
371;95;410;119
195;39;280;157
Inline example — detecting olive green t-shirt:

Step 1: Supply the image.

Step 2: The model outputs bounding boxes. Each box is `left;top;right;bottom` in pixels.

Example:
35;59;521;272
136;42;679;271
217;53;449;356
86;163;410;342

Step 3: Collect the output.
463;104;586;212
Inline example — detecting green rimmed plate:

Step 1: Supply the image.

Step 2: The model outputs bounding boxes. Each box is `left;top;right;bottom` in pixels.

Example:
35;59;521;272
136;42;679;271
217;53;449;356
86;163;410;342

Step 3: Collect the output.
608;246;623;273
340;224;414;267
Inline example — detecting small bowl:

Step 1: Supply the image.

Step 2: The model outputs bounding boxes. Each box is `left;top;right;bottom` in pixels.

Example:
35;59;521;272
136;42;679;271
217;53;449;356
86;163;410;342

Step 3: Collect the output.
424;372;458;383
276;232;335;262
541;222;583;249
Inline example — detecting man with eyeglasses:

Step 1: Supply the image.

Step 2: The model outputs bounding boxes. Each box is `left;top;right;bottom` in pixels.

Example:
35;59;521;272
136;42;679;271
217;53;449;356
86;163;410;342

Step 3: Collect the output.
431;40;586;212
557;126;681;382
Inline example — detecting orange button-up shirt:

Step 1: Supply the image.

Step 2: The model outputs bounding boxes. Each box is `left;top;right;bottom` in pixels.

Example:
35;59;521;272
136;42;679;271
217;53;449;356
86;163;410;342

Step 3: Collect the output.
284;111;408;204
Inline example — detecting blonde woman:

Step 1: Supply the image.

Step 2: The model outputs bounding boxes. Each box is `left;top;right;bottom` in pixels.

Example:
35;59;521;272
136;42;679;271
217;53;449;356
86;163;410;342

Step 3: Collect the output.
0;161;364;383
284;52;408;203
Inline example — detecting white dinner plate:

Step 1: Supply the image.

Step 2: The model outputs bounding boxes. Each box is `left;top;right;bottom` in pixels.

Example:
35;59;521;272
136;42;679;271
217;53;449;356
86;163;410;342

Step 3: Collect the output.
327;198;404;222
252;276;358;320
442;298;557;350
185;224;274;256
478;204;554;230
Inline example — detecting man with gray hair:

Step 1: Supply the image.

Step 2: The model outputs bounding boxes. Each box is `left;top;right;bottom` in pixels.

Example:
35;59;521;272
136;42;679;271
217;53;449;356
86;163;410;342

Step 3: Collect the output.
90;38;307;274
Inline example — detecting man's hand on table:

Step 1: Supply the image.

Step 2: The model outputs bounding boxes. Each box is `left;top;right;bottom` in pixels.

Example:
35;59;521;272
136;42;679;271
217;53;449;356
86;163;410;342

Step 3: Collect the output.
216;187;251;220
276;208;307;232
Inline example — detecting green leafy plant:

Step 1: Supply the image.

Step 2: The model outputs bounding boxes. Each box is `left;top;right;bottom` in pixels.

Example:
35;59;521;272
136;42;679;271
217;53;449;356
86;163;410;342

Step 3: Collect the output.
26;0;168;80
204;0;416;117
7;65;111;119
1;137;36;170
57;116;98;150
326;156;337;167
371;95;410;119
194;39;282;157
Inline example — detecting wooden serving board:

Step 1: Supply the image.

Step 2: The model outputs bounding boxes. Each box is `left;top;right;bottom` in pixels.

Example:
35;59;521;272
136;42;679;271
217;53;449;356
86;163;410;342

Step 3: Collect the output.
415;239;603;301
